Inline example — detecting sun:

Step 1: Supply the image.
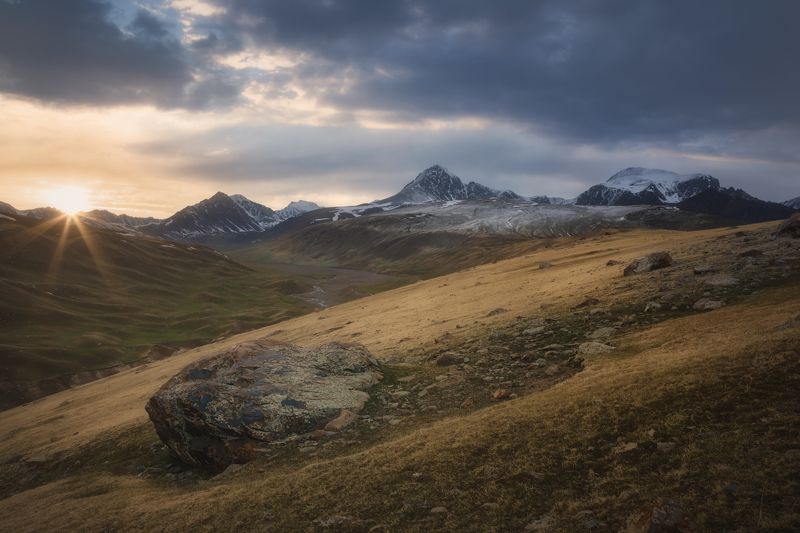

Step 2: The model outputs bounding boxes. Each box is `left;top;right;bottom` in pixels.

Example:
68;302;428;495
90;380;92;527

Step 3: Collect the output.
44;185;92;215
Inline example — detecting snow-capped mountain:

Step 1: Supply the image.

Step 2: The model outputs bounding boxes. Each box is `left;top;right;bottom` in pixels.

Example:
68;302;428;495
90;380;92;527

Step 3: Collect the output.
275;200;321;221
230;194;278;229
142;192;320;240
576;167;720;206
784;196;800;210
380;165;519;205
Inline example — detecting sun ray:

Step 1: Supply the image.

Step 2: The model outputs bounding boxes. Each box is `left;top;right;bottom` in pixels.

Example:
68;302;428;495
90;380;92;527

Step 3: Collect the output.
71;216;121;297
45;216;72;282
9;215;70;266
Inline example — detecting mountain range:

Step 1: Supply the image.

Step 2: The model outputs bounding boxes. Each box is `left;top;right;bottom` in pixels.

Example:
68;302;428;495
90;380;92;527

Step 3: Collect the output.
2;165;796;243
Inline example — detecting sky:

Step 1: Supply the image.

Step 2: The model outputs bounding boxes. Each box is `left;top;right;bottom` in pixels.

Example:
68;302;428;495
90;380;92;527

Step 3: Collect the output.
0;0;798;217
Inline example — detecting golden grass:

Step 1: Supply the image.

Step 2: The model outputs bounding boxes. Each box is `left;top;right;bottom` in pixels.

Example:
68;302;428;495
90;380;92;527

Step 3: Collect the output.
1;221;798;531
0;224;755;461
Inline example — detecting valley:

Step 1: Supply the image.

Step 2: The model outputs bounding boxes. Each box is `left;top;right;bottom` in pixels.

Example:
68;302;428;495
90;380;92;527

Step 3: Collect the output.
0;213;403;409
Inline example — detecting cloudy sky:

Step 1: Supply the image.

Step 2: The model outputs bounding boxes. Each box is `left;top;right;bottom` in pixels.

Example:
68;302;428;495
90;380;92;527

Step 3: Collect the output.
1;0;798;216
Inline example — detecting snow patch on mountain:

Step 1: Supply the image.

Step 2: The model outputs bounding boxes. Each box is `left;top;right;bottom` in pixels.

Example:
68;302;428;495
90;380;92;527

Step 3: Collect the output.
576;167;720;206
784;196;800;210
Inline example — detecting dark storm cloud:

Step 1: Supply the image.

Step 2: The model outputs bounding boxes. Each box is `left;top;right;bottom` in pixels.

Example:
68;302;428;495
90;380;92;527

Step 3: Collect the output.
215;0;800;143
0;0;238;108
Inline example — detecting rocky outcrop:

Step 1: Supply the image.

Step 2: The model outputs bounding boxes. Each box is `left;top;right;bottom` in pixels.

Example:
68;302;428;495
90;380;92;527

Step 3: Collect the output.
623;252;674;276
146;341;382;471
775;213;800;238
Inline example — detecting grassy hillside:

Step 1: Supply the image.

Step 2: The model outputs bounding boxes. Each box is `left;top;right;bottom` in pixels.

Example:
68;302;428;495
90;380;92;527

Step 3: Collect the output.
232;216;543;278
0;214;313;407
0;221;798;530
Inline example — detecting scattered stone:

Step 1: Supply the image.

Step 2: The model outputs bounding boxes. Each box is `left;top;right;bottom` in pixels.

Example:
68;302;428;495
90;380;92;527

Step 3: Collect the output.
525;515;553;531
435;353;459;366
524;326;546;335
146;341;381;471
492;389;511;400
606;259;624;266
775;214;800;238
538;261;553;269
623;252;673;276
588;326;616;340
430;507;448;515
614;441;639;455
573;297;600;309
578;342;615;356
705;275;738;287
693;265;716;275
644;301;662;313
312;515;366;529
738;249;763;258
486;308;509;317
25;455;49;464
657;441;676;452
693;298;724;311
626;499;690;533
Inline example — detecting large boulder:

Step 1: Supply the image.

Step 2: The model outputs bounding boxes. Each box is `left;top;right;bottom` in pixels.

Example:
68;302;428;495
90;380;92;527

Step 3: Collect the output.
775;213;800;238
623;252;673;276
146;341;381;471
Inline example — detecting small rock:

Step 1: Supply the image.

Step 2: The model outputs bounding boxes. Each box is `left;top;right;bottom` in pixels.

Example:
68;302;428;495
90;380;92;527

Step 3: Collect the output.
325;409;359;432
573;297;600;309
544;364;560;376
692;298;724;311
623;252;673;276
588;326;616;340
525;515;553;531
644;301;662;313
435;353;459;366
738;249;763;258
705;275;738;287
614;441;639;454
693;265;716;275
523;326;546;335
486;308;509;317
626;499;690;533
578;342;615;356
492;389;511;400
430;506;448;515
538;261;553;269
606;259;624;266
657;441;676;452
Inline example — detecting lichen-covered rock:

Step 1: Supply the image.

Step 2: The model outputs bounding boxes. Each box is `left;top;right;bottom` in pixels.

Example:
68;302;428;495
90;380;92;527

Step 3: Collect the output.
775;213;800;238
145;341;381;471
623;252;673;276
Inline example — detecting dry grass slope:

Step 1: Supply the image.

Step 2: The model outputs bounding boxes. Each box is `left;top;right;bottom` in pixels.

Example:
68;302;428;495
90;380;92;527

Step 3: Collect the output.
0;222;798;531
